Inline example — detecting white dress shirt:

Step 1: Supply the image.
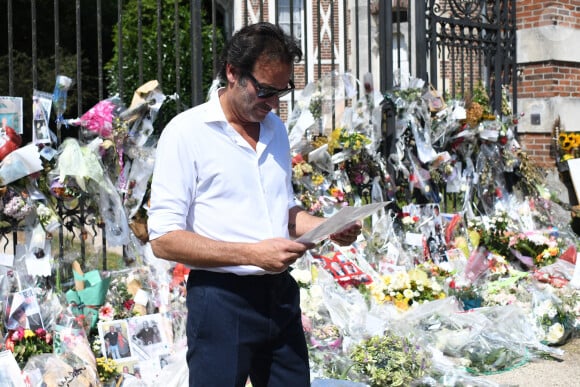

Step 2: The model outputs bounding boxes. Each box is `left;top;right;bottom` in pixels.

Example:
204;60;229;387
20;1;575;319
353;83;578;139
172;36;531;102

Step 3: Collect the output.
148;91;296;275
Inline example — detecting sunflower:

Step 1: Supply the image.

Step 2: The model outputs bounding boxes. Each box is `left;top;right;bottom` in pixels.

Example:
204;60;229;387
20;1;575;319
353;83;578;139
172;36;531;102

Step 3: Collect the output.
559;132;580;153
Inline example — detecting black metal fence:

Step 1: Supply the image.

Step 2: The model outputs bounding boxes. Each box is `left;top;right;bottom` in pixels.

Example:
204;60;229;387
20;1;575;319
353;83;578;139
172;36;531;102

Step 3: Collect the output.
0;0;516;264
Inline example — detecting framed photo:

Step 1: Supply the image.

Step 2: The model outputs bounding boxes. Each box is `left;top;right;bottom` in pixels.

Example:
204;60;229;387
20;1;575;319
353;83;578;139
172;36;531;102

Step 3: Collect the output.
32;90;53;144
126;314;171;359
0;96;23;134
4;288;44;331
98;319;132;360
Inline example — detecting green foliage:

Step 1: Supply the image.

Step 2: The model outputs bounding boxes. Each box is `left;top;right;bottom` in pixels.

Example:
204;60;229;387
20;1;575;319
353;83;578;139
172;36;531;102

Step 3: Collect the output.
106;0;224;109
0;50;84;142
350;331;431;387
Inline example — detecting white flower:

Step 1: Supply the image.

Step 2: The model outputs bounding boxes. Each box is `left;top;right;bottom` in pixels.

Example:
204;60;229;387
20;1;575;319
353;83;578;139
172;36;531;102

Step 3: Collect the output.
430;280;442;293
291;268;312;286
403;289;414;299
545;323;565;344
546;306;558;319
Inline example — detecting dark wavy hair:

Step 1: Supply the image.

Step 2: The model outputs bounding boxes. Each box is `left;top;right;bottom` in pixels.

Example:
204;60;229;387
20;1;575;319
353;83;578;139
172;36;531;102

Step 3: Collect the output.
217;22;302;83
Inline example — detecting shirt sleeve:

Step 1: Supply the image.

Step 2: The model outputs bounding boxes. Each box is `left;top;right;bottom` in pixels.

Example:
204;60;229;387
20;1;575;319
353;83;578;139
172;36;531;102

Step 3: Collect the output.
147;116;196;240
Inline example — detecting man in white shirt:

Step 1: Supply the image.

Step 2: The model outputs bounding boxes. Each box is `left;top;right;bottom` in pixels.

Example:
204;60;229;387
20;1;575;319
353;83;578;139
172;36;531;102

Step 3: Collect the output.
148;22;361;387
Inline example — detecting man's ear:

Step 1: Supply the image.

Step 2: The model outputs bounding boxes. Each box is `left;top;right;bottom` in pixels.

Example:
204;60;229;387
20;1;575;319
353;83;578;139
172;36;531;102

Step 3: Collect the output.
225;63;238;84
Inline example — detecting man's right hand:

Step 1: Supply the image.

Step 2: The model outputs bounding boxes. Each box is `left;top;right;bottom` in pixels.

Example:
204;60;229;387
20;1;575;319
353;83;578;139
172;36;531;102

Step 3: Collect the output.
250;238;313;272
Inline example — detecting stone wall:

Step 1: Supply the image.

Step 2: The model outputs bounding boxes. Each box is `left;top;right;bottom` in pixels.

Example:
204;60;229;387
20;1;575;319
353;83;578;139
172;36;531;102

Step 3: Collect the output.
516;0;580;170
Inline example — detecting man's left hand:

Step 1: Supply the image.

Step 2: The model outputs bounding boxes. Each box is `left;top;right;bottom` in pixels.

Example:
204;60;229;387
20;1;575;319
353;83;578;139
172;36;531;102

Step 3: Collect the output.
329;221;362;246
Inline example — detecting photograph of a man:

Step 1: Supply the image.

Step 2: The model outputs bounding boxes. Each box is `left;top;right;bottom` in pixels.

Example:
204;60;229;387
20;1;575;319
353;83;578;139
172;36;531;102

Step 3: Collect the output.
6;304;43;331
104;325;122;359
133;320;161;346
5;289;44;331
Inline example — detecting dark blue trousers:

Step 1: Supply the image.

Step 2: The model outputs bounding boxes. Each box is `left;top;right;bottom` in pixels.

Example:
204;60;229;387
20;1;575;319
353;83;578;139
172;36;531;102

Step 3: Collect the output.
185;270;310;387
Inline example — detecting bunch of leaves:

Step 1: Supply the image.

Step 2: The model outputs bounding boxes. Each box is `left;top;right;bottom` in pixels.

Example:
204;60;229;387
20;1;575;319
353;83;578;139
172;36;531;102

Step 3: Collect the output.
469;211;512;258
465;347;528;375
349;331;432;387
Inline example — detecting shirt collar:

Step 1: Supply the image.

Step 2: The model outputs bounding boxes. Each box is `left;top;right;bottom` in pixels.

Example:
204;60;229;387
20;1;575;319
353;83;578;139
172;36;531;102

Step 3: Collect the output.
201;87;276;145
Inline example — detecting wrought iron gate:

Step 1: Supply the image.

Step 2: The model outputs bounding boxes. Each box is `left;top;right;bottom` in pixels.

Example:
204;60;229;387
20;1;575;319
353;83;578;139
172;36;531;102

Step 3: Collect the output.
0;0;518;266
415;0;517;114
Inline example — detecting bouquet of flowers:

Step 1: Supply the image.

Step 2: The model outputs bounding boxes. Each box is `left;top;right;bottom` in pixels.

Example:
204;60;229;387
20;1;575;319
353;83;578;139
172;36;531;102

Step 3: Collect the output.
35;201;61;233
532;290;576;346
447;277;483;310
368;266;446;311
96;355;120;383
0;188;34;224
509;231;560;269
2;327;53;368
349;330;432;387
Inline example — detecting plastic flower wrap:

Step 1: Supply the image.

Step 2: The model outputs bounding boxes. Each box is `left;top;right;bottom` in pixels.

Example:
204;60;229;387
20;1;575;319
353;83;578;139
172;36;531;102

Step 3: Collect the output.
391;300;561;376
52;138;130;246
481;270;531;309
35;201;60;233
23;352;99;386
531;286;577;346
70;96;125;138
0;187;34;223
51;75;73;142
53;312;96;372
508;230;560;269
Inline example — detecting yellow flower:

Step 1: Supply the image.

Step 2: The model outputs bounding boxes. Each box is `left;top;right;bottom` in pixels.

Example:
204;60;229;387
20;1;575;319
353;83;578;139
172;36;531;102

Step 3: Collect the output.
311;173;325;186
394;298;409;311
23;329;35;339
408;268;428;284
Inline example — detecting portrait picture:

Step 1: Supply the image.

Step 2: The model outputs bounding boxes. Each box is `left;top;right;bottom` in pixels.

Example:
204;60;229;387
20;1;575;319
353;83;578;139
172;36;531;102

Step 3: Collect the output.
98;320;132;360
4;288;44;331
0;96;23;134
127;313;171;360
32;90;53;144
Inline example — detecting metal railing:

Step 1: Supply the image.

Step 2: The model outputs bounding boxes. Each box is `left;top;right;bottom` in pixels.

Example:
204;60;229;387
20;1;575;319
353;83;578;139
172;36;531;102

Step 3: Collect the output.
1;0;516;265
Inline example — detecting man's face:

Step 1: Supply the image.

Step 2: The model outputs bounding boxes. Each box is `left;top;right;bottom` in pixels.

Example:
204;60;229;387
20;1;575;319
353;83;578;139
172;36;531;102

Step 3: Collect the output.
16;311;26;325
228;57;293;124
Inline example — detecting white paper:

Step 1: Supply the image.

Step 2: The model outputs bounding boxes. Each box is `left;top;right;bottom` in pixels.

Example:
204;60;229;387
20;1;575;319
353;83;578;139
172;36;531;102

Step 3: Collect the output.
405;232;424;247
296;201;390;244
0;350;26;386
22;240;52;277
0;252;14;267
0;144;43;185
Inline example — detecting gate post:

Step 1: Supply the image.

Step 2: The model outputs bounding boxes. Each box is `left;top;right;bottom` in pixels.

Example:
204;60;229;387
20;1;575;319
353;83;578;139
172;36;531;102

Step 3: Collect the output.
415;0;428;83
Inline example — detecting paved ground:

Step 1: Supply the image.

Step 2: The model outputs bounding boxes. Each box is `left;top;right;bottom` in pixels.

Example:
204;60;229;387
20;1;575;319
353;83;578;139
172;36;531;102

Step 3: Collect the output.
481;337;580;387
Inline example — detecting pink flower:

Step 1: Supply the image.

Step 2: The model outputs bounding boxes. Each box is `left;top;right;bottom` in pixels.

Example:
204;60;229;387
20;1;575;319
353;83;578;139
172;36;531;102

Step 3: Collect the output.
98;303;115;321
301;314;312;332
12;327;24;341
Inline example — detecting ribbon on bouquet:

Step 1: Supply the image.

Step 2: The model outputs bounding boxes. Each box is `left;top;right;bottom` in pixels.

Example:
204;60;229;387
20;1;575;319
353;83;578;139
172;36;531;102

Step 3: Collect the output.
65;261;111;329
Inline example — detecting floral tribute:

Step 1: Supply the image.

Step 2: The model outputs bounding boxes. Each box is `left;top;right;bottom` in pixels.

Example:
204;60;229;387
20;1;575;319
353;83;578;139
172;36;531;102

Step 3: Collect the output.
3;327;53;368
349;331;432;386
368;266;446;311
0;68;579;387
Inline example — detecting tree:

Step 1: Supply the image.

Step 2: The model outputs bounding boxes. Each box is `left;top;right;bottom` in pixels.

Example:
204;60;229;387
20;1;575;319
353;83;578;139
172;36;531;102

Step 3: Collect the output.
105;0;224;111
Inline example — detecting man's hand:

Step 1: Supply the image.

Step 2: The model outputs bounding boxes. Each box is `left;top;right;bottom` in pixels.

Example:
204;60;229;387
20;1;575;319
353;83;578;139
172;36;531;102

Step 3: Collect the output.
329;221;362;246
252;238;314;272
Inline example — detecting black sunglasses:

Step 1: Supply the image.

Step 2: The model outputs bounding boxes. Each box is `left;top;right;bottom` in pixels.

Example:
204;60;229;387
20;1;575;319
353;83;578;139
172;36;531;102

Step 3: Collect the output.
245;73;295;99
